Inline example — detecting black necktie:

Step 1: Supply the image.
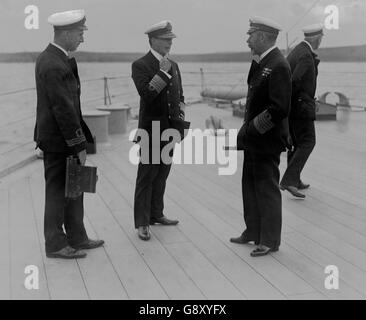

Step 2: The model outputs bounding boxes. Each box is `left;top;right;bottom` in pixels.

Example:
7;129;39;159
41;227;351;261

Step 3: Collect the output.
68;57;79;80
168;59;173;76
247;60;260;83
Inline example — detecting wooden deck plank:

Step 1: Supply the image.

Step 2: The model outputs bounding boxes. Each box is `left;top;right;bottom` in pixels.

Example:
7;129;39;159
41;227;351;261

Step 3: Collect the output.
300;163;366;209
84;191;168;300
106;144;294;235
87;160;205;300
164;198;286;299
309;150;366;181
75;215;129;300
8;177;49;299
287;292;327;300
167;180;319;297
107;149;244;232
307;200;366;237
198;163;366;236
96;150;287;300
304;190;366;233
89;156;206;299
281;194;366;254
109;127;245;215
30;168;167;300
147;224;190;245
103;109;366;298
280;204;366;279
273;242;364;300
283;218;366;274
0;159;41;189
108;221;205;300
28;172;89;300
0;189;10;299
315;139;365;164
165;242;245;299
165;180;317;297
306;188;366;223
112;220;206;300
303;162;366;198
140;160;317;297
284;232;366;297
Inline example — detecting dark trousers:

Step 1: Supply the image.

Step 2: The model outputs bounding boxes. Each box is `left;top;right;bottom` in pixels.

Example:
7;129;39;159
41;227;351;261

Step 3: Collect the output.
43;152;88;253
281;119;316;186
242;150;282;249
134;162;172;228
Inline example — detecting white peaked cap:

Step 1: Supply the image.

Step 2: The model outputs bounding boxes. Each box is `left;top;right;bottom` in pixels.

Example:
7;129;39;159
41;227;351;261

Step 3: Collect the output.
302;23;324;37
48;9;87;30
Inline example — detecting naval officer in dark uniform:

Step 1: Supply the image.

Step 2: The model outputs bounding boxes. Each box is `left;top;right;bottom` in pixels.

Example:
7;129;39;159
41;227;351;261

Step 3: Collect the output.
230;17;292;256
280;24;323;198
34;10;104;259
132;21;185;241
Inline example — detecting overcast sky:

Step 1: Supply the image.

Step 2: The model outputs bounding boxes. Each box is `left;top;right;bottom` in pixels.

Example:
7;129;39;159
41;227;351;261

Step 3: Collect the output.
1;0;365;53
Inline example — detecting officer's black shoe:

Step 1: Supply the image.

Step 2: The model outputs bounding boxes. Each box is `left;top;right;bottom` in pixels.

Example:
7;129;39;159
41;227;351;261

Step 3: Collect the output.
280;184;306;198
46;246;87;259
230;234;259;245
250;245;279;257
298;181;310;190
138;226;151;241
150;216;179;225
72;239;105;250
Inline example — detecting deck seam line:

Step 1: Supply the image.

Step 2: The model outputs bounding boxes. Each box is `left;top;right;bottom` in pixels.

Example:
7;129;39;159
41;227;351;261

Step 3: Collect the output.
88;166;170;299
282;239;366;299
113;152;287;299
27;176;52;299
84;212;131;299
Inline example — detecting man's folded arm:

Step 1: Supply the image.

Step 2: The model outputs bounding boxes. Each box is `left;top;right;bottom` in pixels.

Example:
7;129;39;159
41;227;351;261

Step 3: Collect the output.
131;61;171;104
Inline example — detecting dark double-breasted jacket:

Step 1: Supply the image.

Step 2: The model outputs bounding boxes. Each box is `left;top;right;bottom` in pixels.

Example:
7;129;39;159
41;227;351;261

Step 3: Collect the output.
238;47;292;154
287;41;320;120
131;51;184;136
34;44;93;154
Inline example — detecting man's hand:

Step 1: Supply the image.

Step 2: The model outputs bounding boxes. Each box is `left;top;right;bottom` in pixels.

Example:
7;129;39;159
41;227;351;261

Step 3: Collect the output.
78;149;87;165
286;135;294;152
179;102;185;120
160;57;172;73
179;102;186;113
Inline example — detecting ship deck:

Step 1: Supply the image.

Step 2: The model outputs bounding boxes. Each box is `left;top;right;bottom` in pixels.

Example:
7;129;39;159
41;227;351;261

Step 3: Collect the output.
0;103;365;300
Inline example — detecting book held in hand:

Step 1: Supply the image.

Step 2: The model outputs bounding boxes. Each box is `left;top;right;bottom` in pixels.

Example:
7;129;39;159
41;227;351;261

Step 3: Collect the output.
65;156;98;199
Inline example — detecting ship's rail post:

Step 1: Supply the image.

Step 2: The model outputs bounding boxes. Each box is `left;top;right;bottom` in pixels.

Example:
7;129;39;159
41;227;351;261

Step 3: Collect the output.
103;76;112;106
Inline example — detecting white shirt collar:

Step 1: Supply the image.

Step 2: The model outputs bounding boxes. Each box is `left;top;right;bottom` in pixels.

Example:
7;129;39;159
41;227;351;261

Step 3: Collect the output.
51;42;69;57
303;40;315;53
259;45;277;62
150;48;167;61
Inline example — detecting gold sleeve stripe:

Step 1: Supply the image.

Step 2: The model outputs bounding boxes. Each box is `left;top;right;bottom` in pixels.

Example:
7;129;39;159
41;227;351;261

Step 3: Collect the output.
66;135;86;147
253;110;274;134
149;74;167;93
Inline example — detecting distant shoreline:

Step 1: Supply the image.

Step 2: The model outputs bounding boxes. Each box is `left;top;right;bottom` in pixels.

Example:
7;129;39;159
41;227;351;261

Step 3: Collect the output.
1;44;366;63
